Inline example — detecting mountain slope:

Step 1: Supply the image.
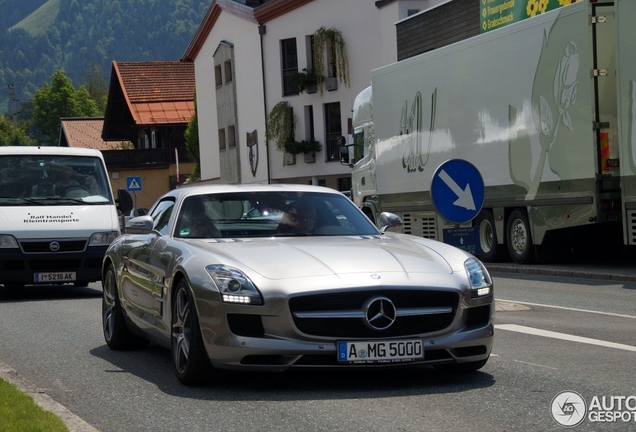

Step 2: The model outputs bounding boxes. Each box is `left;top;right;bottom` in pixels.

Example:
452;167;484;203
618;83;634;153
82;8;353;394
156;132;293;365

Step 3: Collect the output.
0;0;210;116
9;0;60;36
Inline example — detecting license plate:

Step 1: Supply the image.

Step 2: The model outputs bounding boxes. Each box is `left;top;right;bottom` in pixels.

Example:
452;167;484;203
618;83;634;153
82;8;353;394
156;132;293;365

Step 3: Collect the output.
337;339;424;364
34;272;76;283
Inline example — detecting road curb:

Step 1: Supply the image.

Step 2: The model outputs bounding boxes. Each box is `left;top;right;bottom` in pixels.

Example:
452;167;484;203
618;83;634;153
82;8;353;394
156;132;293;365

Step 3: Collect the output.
486;264;636;283
0;360;98;432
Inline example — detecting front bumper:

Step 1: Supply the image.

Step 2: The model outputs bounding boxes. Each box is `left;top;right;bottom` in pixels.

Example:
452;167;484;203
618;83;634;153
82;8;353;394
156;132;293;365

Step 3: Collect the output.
0;245;107;286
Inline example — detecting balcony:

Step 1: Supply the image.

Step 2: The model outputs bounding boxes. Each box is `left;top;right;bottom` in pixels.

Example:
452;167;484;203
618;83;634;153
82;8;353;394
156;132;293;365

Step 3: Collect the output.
101;147;191;169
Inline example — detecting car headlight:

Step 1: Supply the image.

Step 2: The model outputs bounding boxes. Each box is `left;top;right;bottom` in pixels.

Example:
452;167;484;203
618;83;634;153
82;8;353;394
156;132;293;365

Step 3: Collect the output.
89;231;120;246
206;265;263;305
0;235;19;248
464;257;492;298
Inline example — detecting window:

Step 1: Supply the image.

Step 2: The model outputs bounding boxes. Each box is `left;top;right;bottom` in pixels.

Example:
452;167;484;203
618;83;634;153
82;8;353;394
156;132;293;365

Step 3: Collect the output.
228;125;236;148
324;102;342;161
407;9;420;17
149;199;175;236
281;38;299;96
219;128;226;151
215;65;222;87
224;60;232;84
151;130;156;148
338;177;352;192
304;106;314;141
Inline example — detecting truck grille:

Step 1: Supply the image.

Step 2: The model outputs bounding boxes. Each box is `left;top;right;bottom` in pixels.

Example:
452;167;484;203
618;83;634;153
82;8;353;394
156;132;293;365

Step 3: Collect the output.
401;213;437;239
628;210;636;245
20;240;87;253
289;289;458;338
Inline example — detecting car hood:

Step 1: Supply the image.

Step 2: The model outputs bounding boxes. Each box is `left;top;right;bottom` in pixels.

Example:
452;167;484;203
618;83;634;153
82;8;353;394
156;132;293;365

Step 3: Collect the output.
193;235;455;280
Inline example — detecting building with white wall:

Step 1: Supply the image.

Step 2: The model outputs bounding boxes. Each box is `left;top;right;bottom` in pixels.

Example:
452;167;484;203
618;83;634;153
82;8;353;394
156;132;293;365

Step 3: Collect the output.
183;0;442;190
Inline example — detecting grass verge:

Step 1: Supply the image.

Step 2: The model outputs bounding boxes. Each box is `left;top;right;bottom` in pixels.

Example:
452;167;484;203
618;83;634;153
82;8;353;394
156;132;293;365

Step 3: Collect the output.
0;377;68;432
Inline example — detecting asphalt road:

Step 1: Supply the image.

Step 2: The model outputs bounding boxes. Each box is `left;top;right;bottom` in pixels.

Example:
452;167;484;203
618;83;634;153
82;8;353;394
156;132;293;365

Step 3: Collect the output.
1;272;635;432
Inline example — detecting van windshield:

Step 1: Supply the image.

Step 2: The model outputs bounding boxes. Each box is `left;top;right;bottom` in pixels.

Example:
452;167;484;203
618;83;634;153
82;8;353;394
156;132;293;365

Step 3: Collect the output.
0;154;113;206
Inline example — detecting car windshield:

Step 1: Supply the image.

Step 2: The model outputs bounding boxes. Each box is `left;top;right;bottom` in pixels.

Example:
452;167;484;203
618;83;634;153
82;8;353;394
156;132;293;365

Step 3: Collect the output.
174;191;379;238
0;154;113;206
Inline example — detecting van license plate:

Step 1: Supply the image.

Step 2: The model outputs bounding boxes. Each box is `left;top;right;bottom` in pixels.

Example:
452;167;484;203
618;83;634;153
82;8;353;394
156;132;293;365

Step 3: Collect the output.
34;272;76;282
337;339;424;364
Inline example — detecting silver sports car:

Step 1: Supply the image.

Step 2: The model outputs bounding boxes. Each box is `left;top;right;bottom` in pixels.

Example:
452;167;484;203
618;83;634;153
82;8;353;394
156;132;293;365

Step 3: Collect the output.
102;184;493;385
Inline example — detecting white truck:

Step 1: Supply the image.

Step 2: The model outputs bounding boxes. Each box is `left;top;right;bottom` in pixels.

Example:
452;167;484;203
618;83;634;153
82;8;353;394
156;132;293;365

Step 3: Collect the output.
0;146;121;289
342;0;636;264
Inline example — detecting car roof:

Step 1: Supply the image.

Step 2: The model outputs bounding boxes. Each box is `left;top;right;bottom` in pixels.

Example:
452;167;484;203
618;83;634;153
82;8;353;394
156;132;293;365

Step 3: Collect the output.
162;184;346;201
0;146;104;158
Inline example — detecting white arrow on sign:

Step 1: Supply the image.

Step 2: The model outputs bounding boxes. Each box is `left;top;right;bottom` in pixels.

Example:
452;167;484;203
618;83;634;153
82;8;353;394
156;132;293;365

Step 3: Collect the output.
438;170;476;210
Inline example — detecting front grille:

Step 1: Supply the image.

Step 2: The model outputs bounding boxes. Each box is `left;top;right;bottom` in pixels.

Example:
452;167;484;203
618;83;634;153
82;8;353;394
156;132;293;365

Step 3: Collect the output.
29;259;81;271
464;305;491;328
227;314;265;337
0;260;25;270
20;240;87;253
289;290;458;338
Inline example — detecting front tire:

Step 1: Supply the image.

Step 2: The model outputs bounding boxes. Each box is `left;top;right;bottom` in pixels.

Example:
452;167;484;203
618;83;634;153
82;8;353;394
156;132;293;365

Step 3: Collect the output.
506;209;535;264
171;278;214;385
102;264;149;350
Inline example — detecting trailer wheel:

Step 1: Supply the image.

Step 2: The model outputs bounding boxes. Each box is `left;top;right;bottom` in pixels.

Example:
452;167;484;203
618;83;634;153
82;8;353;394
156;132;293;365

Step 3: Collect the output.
506;209;535;264
474;211;499;262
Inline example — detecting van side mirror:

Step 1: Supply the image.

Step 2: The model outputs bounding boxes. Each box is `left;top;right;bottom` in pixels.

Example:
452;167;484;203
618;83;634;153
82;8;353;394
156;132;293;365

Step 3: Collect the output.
117;188;134;215
340;144;350;166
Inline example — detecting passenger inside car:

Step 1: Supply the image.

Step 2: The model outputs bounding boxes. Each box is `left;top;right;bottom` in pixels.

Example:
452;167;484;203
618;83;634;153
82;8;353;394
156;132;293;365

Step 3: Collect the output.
178;198;221;238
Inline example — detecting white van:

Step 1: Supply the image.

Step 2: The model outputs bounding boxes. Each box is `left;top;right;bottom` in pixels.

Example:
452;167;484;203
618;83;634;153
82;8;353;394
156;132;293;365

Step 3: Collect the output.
0;146;120;289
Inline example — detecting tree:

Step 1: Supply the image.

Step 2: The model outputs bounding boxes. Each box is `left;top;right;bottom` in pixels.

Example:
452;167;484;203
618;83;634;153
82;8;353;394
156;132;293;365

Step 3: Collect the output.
82;63;108;113
184;92;200;182
32;70;100;146
0;115;36;146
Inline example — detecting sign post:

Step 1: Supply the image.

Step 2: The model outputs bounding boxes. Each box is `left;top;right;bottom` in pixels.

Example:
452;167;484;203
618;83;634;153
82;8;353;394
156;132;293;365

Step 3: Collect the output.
430;159;485;255
126;176;142;210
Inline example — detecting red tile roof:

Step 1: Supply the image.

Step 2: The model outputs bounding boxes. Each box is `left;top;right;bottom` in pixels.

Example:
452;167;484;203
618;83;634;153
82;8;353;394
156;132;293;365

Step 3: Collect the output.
60;118;124;150
114;61;195;125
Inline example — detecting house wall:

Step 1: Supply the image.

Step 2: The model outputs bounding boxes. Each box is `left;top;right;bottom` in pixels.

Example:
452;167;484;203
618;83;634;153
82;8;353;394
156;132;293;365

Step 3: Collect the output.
215;42;242;184
193;0;441;190
396;0;480;61
195;12;266;184
107;163;195;210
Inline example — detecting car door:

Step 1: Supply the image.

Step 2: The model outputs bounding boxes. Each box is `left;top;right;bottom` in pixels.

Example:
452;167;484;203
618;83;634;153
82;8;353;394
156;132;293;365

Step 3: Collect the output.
120;198;175;332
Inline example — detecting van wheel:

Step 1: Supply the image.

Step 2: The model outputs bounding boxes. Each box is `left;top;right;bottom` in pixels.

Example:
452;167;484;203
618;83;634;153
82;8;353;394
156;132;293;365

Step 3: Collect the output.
506;209;535;264
474;211;499;262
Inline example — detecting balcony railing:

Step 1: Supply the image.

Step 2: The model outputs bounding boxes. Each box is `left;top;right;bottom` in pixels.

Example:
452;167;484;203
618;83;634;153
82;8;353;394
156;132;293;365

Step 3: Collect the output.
101;147;191;169
282;67;299;96
325;132;341;161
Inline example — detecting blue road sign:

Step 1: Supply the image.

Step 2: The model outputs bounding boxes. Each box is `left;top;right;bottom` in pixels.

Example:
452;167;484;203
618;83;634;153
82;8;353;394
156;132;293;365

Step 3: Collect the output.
431;159;484;224
127;176;142;191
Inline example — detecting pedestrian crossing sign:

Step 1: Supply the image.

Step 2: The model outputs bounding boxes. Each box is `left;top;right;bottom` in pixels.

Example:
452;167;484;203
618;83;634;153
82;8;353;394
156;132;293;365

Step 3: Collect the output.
127;176;142;191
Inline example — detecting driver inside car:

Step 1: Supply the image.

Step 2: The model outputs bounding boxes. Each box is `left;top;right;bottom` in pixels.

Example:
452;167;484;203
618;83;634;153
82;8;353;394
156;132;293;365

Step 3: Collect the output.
276;199;316;235
179;199;221;238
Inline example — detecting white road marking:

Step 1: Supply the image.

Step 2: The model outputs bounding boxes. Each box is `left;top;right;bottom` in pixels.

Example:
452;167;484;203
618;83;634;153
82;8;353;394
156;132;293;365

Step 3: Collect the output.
513;359;558;370
496;298;636;319
496;324;636;352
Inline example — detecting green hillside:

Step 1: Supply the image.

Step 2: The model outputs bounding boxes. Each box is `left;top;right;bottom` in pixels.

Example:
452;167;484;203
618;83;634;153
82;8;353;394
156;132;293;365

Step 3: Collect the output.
0;0;211;116
10;0;60;37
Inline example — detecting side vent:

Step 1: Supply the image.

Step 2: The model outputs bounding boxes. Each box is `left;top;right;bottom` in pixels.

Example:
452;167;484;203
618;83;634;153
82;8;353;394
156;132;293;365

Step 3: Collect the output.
401;212;437;239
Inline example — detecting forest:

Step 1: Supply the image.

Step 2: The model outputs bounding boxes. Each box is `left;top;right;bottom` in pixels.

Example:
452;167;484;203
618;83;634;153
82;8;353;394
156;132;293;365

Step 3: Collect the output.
0;0;210;117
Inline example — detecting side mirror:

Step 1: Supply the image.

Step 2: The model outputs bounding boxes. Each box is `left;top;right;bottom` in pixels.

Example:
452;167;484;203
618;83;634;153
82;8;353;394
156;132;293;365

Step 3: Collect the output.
340;145;350;166
124;215;154;234
117;188;133;214
379;212;403;233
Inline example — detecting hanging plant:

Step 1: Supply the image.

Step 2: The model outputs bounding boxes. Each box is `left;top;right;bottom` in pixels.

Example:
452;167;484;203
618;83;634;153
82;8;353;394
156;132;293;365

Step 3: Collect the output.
312;27;349;95
288;68;319;94
265;101;297;153
284;139;322;155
